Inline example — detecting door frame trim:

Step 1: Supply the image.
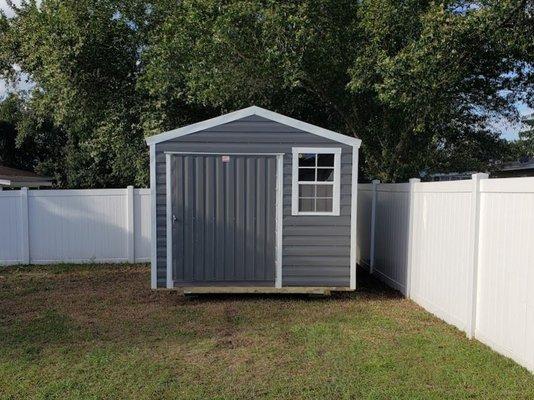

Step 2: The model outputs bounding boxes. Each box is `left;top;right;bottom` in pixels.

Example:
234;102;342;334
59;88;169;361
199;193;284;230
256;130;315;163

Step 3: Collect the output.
165;153;173;288
165;152;284;289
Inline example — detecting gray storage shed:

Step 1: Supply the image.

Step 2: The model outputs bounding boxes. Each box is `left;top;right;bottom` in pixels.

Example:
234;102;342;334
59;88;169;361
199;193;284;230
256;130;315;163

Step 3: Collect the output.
146;106;361;293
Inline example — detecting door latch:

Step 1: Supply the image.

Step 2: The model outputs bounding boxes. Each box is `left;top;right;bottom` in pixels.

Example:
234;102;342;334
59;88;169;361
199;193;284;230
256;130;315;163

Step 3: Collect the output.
172;214;177;223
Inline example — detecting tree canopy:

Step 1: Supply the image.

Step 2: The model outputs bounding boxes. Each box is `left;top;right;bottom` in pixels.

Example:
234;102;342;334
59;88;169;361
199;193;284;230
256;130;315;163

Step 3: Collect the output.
511;113;534;158
0;0;532;186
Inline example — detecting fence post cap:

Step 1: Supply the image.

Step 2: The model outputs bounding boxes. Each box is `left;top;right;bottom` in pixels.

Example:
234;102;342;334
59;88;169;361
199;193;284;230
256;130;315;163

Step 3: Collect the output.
371;179;381;184
409;178;421;183
471;173;489;180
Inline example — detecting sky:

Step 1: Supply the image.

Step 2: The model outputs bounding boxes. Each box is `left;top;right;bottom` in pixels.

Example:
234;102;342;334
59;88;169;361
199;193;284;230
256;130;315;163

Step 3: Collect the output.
0;0;532;140
1;0;16;18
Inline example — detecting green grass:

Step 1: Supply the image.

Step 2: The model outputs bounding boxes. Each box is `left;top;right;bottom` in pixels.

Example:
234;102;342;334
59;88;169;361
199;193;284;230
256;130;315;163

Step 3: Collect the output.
1;264;533;399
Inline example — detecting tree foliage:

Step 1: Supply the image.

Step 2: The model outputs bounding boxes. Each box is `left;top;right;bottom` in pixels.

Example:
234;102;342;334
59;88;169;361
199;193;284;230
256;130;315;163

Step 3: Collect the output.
0;0;532;186
0;93;67;183
511;113;534;158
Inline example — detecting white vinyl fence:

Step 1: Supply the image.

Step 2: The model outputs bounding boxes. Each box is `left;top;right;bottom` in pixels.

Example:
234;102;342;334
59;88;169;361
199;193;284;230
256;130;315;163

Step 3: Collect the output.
357;175;534;373
0;187;150;265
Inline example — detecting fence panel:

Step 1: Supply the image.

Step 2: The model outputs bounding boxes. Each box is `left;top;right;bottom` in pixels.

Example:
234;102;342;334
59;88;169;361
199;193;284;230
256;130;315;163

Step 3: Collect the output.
357;176;534;373
356;184;373;267
0;191;23;264
134;189;151;262
28;189;129;263
410;181;473;331
0;187;150;265
373;184;411;294
476;178;534;372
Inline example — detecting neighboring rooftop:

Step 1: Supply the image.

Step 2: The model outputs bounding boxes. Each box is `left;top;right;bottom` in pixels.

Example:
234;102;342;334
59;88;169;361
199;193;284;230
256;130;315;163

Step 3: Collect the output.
0;165;53;188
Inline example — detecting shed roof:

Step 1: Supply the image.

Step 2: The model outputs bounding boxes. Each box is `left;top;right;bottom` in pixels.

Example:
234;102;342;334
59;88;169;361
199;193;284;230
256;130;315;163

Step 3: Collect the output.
145;106;361;147
0;166;53;187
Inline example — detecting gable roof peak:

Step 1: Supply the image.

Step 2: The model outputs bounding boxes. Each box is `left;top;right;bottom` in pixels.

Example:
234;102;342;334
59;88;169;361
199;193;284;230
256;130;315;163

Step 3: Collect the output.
145;105;361;147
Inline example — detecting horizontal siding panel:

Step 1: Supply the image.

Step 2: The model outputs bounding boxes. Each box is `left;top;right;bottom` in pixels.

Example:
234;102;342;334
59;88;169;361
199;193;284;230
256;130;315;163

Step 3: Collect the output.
284;226;350;236
283;266;350;277
284;236;351;246
177;132;330;142
284;246;350;256
284;256;350;267
283;276;350;287
283;217;350;226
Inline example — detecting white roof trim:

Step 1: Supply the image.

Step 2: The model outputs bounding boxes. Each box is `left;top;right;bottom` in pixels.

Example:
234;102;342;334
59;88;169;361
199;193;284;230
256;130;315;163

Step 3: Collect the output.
145;106;361;147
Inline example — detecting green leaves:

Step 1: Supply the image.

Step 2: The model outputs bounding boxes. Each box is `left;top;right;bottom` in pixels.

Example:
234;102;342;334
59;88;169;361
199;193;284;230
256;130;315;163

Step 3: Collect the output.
0;0;532;186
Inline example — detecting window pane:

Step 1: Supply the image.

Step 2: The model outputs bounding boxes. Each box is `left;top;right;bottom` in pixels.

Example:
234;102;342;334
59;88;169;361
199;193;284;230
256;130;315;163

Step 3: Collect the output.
317;168;334;181
317;153;334;167
316;198;333;212
316;185;333;197
299;184;315;197
298;153;316;167
298;168;315;181
299;198;315;212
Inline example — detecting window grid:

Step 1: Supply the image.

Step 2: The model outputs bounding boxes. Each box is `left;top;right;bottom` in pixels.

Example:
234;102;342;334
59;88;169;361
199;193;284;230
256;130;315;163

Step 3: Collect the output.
295;152;336;214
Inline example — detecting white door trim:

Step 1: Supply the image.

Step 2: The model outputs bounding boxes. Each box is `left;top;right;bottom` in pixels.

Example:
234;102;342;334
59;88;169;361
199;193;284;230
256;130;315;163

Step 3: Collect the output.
165;153;173;288
165;152;284;289
275;154;284;288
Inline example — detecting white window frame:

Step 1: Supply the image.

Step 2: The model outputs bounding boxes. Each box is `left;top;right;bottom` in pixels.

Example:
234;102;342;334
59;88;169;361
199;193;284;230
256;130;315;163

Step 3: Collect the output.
291;147;341;216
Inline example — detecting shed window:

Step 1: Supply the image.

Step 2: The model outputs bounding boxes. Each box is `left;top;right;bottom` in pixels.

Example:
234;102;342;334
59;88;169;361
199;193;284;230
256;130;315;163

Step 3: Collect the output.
291;148;341;216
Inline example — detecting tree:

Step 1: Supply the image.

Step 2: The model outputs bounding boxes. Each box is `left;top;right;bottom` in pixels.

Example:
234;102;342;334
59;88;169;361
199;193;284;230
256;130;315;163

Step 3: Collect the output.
141;0;532;181
0;93;68;184
0;0;151;187
1;0;532;185
511;113;534;158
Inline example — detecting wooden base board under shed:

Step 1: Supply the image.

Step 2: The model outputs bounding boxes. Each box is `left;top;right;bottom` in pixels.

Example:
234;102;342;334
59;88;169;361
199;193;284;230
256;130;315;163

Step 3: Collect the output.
179;287;353;295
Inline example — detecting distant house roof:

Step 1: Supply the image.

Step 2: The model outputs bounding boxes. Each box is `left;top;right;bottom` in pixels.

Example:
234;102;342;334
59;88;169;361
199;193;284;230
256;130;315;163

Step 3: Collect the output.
0;166;53;188
499;157;534;172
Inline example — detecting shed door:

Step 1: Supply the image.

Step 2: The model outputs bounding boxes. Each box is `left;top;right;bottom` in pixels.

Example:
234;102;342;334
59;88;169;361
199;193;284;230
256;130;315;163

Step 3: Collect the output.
170;154;277;286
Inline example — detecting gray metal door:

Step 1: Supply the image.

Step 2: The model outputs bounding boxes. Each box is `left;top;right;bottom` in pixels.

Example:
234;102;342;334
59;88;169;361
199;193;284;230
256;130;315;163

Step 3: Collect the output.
170;154;277;286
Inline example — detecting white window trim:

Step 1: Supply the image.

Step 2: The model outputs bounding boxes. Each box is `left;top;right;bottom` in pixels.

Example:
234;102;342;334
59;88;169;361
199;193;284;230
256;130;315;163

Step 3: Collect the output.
291;147;341;216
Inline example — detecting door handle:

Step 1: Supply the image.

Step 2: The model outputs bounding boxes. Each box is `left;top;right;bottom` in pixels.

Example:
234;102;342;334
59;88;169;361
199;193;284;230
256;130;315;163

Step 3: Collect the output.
172;214;177;223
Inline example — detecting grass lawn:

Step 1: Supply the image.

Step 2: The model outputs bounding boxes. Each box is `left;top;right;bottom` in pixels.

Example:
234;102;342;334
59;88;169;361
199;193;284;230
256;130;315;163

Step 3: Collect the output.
1;264;533;399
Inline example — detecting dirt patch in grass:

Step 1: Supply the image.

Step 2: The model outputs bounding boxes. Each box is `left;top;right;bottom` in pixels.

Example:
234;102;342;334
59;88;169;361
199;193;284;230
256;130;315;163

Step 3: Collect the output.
1;264;533;399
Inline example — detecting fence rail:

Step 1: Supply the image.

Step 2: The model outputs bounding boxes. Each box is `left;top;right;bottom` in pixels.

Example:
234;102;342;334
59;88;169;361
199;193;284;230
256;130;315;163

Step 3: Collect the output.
357;175;534;373
0;187;150;265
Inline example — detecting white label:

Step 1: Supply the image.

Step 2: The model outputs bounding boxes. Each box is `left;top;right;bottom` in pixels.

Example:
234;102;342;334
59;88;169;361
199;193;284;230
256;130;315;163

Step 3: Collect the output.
222;155;230;163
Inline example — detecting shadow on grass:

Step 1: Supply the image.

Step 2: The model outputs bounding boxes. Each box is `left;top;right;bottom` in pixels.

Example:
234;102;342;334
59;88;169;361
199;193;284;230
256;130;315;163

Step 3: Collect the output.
182;266;403;303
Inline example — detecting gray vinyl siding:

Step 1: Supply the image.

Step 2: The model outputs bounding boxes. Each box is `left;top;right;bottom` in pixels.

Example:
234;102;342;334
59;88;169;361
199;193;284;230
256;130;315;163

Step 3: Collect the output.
155;115;354;288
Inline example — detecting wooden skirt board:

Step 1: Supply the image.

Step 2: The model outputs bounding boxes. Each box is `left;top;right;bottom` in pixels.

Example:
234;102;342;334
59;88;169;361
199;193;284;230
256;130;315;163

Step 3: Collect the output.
169;153;277;286
179;287;354;295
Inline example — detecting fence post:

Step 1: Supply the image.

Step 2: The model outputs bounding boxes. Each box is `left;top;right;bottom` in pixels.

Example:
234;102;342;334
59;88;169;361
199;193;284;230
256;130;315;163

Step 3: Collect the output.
126;185;135;263
20;187;30;264
405;178;420;298
467;173;488;339
369;179;380;274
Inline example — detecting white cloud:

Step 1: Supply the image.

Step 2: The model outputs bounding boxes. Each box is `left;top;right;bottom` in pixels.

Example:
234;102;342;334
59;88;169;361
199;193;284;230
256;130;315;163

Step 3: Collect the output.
0;0;20;18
